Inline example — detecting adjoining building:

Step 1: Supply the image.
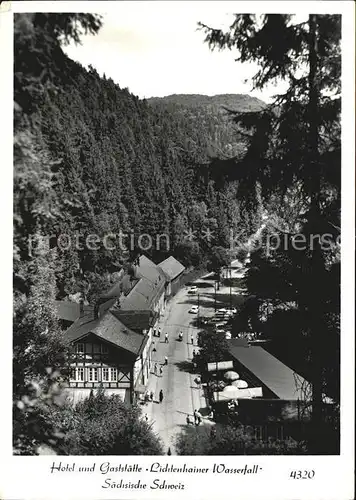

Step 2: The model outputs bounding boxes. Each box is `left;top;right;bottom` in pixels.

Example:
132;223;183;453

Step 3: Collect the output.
158;255;185;298
120;255;167;316
209;339;334;441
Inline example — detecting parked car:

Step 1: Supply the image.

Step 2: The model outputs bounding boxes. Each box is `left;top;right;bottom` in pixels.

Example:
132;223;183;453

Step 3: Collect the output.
189;305;199;314
188;286;198;294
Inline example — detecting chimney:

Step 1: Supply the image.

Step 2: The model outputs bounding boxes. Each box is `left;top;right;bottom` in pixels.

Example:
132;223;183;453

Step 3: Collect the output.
94;303;100;320
79;298;85;317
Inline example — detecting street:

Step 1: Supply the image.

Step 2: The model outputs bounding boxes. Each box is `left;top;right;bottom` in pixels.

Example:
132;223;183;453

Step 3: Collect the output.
144;270;243;454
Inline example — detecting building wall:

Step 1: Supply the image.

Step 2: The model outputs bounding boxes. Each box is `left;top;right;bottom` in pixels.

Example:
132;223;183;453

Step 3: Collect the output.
68;335;134;392
133;328;153;388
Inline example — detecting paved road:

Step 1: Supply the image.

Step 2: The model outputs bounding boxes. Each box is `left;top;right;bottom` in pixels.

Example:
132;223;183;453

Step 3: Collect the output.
144;271;244;454
145;284;208;454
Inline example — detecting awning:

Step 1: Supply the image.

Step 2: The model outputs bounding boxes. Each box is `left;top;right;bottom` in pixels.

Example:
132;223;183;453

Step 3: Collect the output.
213;387;263;402
207;360;233;372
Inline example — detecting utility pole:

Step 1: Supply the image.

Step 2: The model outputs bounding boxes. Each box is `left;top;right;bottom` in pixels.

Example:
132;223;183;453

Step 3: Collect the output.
229;263;232;310
197;293;200;326
214;282;217;314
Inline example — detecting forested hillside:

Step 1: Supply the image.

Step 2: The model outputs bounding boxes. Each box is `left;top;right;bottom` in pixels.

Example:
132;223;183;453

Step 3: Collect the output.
14;14;260;306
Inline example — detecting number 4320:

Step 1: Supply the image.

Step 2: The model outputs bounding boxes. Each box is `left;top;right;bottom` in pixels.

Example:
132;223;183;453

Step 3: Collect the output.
290;470;315;479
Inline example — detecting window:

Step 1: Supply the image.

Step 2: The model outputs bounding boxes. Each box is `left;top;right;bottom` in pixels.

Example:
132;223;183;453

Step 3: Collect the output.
70;367;84;382
76;343;84;354
93;344;100;354
88;368;98;382
102;367;109;382
101;344;109;354
110;368;118;382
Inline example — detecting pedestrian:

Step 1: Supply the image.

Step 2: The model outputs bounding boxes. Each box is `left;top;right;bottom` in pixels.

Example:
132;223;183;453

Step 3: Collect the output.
150;390;154;402
192;349;196;358
153;328;157;337
178;331;183;341
167;447;171;456
165;333;169;343
193;409;198;425
164;356;168;365
186;415;192;425
191;335;194;345
159;389;164;403
158;328;161;338
195;376;201;388
159;366;163;377
144;413;148;422
152;341;156;353
145;390;149;403
154;363;158;375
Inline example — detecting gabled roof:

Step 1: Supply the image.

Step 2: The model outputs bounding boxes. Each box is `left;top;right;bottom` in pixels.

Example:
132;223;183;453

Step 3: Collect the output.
136;255;167;282
227;341;307;400
55;300;93;323
63;310;147;357
121;255;165;311
158;256;185;281
111;309;157;333
92;312;147;356
100;275;139;300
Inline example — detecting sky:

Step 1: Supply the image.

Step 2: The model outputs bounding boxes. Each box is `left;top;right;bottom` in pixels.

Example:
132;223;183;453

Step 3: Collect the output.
63;2;289;103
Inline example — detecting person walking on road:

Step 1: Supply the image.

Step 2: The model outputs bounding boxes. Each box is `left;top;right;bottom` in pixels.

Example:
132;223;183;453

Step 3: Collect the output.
159;366;163;377
186;415;192;425
164;356;168;365
150;390;154;402
192;349;196;358
158;328;161;338
154;363;158;376
193;409;199;425
165;333;169;343
144;413;149;422
159;389;164;403
191;334;194;345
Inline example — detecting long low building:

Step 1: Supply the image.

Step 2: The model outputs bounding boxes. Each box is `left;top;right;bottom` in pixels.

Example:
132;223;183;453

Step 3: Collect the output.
228;339;307;401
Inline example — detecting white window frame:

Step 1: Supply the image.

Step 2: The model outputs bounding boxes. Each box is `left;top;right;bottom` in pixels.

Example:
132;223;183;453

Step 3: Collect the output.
110;368;118;382
70;367;84;382
102;367;110;382
88;367;98;382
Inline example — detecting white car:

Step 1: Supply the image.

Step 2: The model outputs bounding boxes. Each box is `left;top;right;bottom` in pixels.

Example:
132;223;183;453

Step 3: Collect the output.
189;305;199;314
188;286;198;294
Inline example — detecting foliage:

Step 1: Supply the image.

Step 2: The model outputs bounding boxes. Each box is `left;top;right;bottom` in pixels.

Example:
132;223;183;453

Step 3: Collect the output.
197;330;229;370
199;14;341;450
206;245;231;281
175;424;307;455
55;389;164;455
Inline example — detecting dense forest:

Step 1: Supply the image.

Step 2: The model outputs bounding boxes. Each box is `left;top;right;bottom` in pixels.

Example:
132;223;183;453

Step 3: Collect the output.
13;13;341;455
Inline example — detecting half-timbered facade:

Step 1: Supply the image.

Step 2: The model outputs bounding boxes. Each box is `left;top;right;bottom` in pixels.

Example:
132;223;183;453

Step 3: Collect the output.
57;302;156;405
